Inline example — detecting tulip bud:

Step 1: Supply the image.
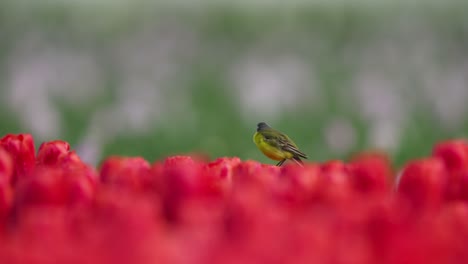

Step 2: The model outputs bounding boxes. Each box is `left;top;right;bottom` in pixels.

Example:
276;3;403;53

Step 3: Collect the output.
36;140;71;166
0;134;35;184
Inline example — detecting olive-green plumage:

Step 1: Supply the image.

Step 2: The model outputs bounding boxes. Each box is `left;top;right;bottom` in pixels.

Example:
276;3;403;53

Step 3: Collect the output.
253;122;308;166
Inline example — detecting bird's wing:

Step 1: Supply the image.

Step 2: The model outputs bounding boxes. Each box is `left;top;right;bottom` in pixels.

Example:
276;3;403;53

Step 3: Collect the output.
262;131;283;148
263;130;308;159
278;137;308;159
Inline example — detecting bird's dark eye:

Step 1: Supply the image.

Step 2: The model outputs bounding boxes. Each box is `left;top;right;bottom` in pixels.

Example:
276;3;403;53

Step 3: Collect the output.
264;136;272;140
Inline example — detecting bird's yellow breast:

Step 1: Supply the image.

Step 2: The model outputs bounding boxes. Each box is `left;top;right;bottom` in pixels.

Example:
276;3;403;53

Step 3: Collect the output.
253;132;293;161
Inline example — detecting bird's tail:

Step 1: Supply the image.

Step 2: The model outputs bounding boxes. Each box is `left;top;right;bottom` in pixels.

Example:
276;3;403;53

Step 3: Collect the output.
292;157;304;166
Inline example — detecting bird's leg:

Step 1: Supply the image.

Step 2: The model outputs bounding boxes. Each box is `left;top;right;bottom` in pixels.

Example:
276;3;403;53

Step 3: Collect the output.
276;159;286;166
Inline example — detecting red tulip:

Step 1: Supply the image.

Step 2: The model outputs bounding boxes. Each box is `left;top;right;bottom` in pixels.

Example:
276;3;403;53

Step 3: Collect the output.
0;132;468;263
159;156;202;196
0;148;13;185
0;134;35;185
432;139;468;172
90;189;162;264
155;156;204;223
231;160;279;191
432;140;468;203
99;156;152;192
397;158;448;210
444;169;468;202
0;182;13;223
433;202;468;262
36;140;71;166
318;160;354;205
15;165;95;208
205;157;241;179
275;163;322;204
321;160;350;183
348;151;392;194
201;157;241;196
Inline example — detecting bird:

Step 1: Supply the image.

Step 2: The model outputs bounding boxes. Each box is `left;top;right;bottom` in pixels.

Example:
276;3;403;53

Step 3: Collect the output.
253;122;308;166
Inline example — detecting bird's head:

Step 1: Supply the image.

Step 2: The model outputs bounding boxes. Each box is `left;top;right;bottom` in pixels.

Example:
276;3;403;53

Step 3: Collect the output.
257;122;270;131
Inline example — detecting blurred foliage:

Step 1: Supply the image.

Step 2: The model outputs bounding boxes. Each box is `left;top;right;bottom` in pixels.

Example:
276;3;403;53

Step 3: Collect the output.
1;2;468;168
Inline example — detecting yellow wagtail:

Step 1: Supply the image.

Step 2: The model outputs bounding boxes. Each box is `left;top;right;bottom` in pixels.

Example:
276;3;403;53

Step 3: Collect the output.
253;122;308;166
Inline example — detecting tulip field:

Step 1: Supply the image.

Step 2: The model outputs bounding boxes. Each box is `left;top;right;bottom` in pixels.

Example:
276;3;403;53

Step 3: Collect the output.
0;133;467;264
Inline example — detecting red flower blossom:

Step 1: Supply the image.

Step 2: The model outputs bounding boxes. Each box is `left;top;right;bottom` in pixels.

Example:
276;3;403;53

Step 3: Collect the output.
275;163;322;204
444;169;468;202
0;183;13;223
0;148;13;186
318;160;355;205
0;132;467;264
154;156;205;223
36;140;71;166
432;139;468;172
0;149;14;232
99;156;152;192
431;140;468;202
14;165;95;208
321;160;350;183
397;157;448;210
0;134;35;185
201;157;241;196
348;151;392;195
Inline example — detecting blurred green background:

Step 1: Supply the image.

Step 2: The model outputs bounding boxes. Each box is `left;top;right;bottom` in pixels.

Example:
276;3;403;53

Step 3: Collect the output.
1;1;467;167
